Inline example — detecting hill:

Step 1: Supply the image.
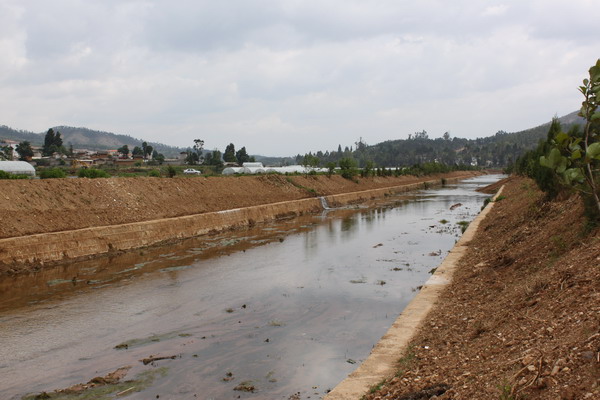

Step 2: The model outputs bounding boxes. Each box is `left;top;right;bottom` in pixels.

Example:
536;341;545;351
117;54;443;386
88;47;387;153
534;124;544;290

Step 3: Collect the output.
0;125;182;158
300;111;585;168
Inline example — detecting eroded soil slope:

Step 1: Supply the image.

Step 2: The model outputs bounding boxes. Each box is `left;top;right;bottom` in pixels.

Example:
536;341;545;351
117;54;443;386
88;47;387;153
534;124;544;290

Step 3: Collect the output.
366;176;600;400
0;172;476;239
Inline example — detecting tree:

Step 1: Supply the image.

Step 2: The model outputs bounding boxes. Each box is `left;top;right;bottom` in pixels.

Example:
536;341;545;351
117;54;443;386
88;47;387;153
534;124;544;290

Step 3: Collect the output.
16;141;34;160
0;145;12;160
132;146;143;157
167;165;177;178
185;151;199;165
326;161;336;177
302;153;320;174
205;149;223;167
236;146;250;164
42;128;64;156
43;129;55;155
540;59;600;217
362;160;375;177
193;139;204;163
152;150;165;164
443;131;451;141
141;142;153;159
338;157;358;180
223;143;236;163
117;145;130;158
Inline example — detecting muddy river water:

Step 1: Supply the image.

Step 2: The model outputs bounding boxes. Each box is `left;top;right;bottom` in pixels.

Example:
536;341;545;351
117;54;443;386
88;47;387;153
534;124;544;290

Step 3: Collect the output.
0;175;503;400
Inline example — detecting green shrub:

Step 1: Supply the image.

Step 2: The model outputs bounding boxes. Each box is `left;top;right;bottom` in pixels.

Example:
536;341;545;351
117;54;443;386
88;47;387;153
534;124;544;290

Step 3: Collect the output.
40;168;66;179
78;168;110;178
0;170;29;179
339;157;358;180
148;169;161;177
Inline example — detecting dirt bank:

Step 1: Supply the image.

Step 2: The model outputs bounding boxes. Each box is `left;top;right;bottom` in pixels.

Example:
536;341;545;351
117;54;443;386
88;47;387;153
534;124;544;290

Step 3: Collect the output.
0;172;480;274
364;176;600;400
0;172;477;240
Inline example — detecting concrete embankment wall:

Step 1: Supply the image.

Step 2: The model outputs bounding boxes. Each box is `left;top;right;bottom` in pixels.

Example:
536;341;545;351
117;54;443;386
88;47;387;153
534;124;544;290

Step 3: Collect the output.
0;175;467;270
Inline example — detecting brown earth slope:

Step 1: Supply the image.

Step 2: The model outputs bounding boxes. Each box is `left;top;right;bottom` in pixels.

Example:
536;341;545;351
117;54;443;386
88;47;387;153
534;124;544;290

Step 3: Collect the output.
364;176;600;400
0;172;476;239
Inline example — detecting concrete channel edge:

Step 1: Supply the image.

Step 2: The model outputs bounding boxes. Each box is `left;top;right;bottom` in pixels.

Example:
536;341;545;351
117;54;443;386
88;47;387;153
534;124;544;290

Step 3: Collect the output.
324;184;506;400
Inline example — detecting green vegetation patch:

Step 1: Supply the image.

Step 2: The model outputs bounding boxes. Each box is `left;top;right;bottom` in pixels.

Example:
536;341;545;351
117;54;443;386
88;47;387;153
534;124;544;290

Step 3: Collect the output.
0;170;29;179
456;220;470;233
78;168;110;178
39;168;66;179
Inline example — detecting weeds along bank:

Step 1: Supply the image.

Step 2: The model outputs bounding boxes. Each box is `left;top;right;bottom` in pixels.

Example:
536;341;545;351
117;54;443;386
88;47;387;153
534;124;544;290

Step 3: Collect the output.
0;171;480;273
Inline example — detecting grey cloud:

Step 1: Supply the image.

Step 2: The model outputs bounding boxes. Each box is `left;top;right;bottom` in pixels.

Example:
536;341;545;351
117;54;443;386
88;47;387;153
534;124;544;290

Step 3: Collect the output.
1;0;599;156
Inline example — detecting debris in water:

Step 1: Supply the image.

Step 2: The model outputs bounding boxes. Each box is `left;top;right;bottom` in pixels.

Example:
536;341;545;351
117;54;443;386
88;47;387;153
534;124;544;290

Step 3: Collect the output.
140;355;179;365
372;243;383;248
450;203;462;210
233;381;256;392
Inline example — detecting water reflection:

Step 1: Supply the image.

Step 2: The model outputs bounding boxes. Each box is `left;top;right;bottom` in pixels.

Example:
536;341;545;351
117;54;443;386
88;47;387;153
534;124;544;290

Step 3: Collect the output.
0;175;504;400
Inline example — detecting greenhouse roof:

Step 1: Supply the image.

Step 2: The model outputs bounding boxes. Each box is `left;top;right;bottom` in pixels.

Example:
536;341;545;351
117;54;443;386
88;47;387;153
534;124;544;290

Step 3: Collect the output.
0;161;36;176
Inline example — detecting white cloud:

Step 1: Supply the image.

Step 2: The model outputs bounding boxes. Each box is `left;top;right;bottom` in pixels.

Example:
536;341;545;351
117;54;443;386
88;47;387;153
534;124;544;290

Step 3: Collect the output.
482;4;509;17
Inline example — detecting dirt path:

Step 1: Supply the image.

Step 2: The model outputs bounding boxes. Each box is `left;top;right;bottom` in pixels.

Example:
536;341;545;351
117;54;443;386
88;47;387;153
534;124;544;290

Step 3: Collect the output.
0;172;477;239
363;176;600;400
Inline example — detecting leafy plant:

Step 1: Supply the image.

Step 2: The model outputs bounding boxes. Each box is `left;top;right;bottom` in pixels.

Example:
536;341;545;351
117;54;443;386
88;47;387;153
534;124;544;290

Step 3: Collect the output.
540;59;600;217
338;157;358;180
0;170;29;179
40;168;66;179
78;168;110;178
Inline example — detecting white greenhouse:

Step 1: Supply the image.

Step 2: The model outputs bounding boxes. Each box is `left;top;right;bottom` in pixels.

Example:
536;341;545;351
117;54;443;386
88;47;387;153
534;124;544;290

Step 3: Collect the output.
0;161;36;176
222;167;243;175
222;162;329;175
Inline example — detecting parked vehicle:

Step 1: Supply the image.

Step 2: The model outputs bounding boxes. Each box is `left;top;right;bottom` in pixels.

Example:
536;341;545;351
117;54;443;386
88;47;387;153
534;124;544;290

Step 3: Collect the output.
183;168;202;175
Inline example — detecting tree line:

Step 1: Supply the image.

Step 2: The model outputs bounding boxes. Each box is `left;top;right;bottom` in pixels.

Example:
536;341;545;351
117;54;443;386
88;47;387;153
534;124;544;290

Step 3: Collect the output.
183;140;255;167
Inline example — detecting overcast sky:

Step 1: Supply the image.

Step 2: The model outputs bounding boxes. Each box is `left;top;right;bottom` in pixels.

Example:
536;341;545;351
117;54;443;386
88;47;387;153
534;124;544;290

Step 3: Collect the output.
1;1;598;156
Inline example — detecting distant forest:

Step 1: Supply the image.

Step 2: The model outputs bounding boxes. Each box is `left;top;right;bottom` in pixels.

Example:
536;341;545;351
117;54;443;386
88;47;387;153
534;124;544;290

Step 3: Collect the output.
295;111;586;168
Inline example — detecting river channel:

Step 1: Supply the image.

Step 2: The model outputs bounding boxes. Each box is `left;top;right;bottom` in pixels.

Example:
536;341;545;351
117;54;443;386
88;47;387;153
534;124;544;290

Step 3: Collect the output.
0;175;503;400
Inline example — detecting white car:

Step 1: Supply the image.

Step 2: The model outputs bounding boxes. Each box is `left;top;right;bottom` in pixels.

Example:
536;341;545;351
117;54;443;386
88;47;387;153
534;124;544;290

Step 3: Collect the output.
183;168;202;175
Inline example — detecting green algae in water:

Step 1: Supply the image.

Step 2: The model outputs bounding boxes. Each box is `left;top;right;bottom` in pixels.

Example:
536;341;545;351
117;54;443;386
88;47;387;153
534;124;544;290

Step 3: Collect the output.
21;367;168;400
